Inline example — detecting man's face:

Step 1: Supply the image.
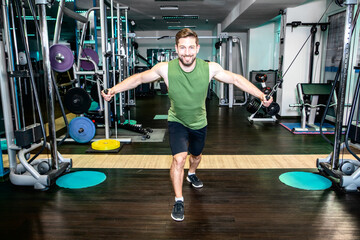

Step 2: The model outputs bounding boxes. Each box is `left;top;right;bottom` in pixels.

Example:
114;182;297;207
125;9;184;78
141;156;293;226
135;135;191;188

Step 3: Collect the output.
175;37;200;67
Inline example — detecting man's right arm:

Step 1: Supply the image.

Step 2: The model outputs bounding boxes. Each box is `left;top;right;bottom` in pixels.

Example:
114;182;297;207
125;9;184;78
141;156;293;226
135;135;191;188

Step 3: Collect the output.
102;62;167;101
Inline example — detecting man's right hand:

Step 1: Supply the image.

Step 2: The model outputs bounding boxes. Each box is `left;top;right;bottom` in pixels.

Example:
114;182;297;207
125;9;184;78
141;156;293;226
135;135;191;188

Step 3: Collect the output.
101;88;113;102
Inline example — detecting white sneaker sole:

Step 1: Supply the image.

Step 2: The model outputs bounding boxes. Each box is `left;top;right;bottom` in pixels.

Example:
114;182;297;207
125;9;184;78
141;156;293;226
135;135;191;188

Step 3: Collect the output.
171;213;184;221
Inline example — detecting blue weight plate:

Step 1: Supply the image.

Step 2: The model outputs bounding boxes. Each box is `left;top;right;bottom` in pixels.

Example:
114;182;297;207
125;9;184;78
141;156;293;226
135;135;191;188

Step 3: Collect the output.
69;117;96;143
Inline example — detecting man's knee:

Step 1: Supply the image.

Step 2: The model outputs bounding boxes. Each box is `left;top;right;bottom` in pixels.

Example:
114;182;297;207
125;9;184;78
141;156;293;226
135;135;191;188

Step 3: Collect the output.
173;152;187;167
190;154;202;161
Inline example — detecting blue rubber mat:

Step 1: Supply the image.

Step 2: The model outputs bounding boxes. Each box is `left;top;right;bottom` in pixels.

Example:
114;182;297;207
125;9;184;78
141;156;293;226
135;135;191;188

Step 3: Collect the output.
56;171;106;189
279;171;332;190
280;122;336;134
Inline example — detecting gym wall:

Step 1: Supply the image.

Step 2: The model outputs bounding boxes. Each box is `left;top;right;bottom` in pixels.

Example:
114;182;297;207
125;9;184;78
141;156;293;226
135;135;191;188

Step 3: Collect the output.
277;0;328;117
134;30;215;67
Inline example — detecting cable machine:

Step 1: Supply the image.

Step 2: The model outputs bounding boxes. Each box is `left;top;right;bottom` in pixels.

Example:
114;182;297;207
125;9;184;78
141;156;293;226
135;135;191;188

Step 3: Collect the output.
1;0;72;190
215;34;248;108
317;0;360;192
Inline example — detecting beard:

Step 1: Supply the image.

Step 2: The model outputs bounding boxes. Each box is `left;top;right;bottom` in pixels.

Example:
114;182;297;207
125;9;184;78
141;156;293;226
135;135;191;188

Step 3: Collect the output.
178;55;196;67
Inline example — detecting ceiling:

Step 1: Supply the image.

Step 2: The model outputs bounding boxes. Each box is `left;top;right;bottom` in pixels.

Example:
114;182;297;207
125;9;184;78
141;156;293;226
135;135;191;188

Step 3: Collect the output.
67;0;309;32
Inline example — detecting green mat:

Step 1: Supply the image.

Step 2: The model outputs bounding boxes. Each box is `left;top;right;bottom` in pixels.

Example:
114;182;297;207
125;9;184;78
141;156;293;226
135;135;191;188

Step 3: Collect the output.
154;115;168;120
279;171;332;190
56;171;106;189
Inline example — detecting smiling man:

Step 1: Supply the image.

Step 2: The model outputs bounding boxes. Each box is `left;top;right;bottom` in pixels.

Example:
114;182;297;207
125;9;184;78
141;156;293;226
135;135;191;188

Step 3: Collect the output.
102;28;272;221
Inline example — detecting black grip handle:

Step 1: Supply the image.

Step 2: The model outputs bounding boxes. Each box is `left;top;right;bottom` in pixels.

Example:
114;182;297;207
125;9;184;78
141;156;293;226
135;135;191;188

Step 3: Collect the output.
265;95;270;101
104;89;109;94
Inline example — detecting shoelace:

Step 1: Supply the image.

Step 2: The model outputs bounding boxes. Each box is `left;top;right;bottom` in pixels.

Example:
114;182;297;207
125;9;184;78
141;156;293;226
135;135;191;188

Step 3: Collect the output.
174;201;184;212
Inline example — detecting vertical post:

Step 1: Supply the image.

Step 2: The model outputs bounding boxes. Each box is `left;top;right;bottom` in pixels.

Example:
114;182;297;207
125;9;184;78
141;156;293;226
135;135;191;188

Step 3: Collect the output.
117;5;124;119
1;0;19;130
110;0;118;137
37;0;58;169
99;0;110;138
218;38;225;105
0;40;17;170
308;25;317;84
228;36;233;108
332;2;355;169
53;0;65;44
9;2;25;128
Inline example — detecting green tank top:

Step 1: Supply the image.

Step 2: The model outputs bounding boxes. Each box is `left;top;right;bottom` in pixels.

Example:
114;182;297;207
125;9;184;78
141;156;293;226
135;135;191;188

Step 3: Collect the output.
168;58;210;130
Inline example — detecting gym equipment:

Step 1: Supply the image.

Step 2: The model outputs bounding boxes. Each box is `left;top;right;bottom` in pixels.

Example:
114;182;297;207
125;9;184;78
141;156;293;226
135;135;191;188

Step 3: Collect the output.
255;73;267;82
217;36;247;108
90;83;101;102
64;87;92;114
289;83;337;132
90;83;113;103
18;52;27;65
91;139;120;151
247;71;282;124
317;1;360;192
246;98;280;116
49;44;74;72
80;48;99;71
266;102;281;116
69;117;96;143
0;0;73;190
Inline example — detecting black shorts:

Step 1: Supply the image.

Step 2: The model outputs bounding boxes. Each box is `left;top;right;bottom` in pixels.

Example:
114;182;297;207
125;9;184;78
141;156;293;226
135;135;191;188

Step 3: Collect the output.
168;121;207;156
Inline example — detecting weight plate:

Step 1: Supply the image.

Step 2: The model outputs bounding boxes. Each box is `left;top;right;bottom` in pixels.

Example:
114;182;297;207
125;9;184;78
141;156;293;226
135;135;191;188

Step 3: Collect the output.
49;44;74;72
64;87;92;114
255;73;267;82
69;117;96;143
91;139;120;151
80;48;99;71
266;102;281;116
246;98;261;114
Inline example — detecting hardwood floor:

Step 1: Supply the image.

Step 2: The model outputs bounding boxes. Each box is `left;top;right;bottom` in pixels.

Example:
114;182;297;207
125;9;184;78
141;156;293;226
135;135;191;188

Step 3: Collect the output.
1;169;360;240
1;92;360;239
56;93;337;155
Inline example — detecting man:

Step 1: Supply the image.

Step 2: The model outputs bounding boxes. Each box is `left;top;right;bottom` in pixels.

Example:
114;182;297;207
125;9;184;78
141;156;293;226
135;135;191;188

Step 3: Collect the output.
102;28;272;221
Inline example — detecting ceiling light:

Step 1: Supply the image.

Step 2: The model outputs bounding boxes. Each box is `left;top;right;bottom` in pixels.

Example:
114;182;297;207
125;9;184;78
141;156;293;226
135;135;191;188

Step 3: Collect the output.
160;5;179;10
163;15;199;20
168;26;196;30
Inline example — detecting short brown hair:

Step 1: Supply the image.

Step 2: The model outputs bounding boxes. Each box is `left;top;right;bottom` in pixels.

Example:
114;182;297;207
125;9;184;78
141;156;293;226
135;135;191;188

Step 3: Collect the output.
175;28;199;46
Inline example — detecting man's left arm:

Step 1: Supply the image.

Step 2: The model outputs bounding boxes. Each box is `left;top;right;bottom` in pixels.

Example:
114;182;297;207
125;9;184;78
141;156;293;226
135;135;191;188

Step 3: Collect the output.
209;62;272;107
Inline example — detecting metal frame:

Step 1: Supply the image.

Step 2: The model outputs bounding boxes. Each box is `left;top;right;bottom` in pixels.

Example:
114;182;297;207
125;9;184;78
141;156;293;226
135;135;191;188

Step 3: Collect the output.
0;0;72;189
317;0;360;192
289;83;337;132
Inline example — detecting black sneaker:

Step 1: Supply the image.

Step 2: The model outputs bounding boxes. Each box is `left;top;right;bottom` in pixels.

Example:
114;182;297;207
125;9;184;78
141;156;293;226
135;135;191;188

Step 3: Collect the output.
186;174;203;188
171;201;184;221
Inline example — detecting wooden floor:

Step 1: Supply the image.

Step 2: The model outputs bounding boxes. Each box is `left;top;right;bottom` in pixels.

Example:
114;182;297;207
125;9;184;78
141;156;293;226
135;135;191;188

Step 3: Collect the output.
1;169;360;240
1;92;360;239
2;153;355;169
